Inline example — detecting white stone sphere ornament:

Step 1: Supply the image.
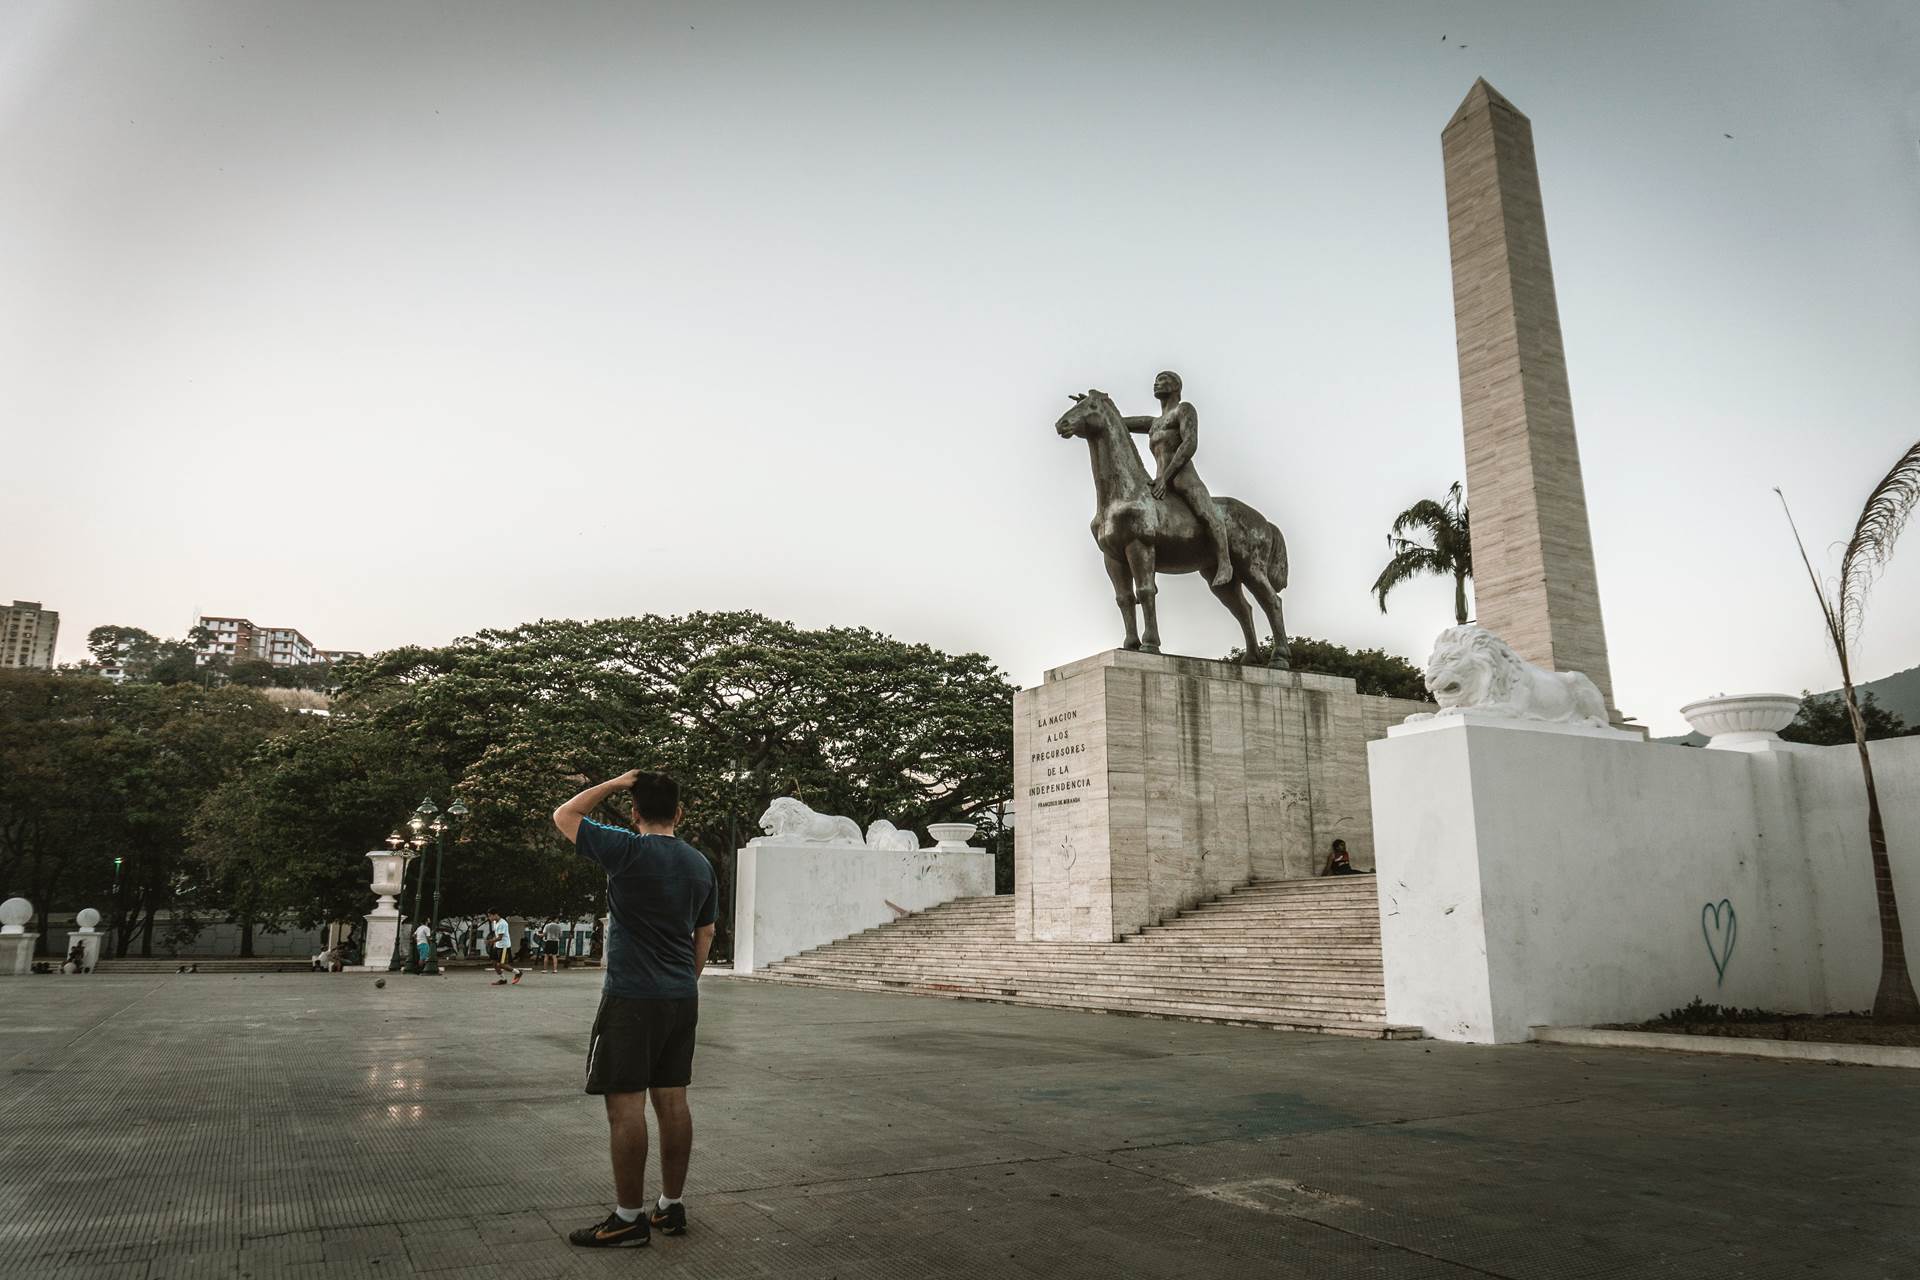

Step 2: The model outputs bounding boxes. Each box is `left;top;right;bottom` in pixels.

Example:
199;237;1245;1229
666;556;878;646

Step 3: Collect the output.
0;897;32;934
76;908;102;931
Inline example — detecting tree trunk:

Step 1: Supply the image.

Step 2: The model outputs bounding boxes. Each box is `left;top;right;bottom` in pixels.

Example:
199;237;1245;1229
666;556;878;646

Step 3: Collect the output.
239;918;255;958
1845;679;1920;1021
1453;571;1468;626
139;902;156;957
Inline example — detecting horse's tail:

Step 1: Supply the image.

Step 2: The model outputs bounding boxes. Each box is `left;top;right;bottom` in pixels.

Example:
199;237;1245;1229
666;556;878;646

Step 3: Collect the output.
1266;522;1289;591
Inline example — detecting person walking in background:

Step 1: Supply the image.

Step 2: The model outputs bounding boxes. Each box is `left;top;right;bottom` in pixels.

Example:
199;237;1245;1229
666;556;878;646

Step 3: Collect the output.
413;921;432;972
551;769;716;1249
487;910;522;985
543;917;566;974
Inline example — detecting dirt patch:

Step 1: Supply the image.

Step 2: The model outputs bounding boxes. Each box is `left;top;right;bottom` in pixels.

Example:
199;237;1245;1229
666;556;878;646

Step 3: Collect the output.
1605;1007;1920;1048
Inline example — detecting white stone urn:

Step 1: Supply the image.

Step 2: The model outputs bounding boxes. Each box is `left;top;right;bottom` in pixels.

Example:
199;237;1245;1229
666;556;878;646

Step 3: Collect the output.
927;822;979;852
0;897;30;934
1679;693;1802;751
365;850;412;908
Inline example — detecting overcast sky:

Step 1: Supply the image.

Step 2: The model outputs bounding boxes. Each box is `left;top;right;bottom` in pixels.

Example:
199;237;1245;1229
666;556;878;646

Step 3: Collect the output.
3;0;1916;733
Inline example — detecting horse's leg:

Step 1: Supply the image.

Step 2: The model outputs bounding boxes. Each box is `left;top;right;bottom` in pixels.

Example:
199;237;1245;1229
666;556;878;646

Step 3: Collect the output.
1124;542;1161;653
1210;580;1260;662
1103;551;1140;651
1244;568;1291;669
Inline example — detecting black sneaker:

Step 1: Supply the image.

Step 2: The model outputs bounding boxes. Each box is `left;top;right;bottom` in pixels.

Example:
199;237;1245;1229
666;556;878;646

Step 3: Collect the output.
568;1210;650;1248
650;1201;687;1235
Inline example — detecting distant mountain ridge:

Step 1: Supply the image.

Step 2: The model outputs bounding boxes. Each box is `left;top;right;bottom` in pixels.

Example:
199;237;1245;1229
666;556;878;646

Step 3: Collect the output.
1658;664;1920;746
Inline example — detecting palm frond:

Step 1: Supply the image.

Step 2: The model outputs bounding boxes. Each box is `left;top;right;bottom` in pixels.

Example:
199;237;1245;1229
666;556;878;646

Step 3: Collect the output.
1776;488;1845;657
1389;499;1453;542
1372;547;1446;613
1838;440;1920;641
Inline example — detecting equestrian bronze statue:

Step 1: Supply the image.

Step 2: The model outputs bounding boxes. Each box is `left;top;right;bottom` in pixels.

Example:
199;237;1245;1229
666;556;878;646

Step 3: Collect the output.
1055;382;1291;668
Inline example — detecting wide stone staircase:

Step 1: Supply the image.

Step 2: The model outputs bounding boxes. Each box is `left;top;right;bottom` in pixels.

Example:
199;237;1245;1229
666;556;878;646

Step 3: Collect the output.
753;875;1414;1038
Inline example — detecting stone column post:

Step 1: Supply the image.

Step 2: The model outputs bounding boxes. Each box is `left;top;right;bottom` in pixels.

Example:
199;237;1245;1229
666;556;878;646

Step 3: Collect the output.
64;907;105;973
0;897;38;976
358;850;411;971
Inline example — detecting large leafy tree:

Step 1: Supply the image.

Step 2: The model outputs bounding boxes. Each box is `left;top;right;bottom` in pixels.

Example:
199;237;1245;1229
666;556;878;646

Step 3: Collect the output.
1777;439;1920;1021
1227;635;1431;701
1779;690;1915;746
197;612;1014;955
1372;482;1473;625
0;673;291;955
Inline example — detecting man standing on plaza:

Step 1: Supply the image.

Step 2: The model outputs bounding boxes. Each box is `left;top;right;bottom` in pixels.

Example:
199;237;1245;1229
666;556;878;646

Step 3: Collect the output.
486;910;521;985
412;920;432;972
542;916;566;973
552;769;716;1249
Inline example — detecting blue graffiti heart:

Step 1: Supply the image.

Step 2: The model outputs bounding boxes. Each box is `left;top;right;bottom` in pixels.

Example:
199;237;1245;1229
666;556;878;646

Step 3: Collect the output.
1701;899;1737;986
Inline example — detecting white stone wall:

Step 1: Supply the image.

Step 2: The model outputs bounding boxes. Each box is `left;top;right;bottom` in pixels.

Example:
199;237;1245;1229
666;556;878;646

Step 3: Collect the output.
732;844;994;974
1369;724;1920;1042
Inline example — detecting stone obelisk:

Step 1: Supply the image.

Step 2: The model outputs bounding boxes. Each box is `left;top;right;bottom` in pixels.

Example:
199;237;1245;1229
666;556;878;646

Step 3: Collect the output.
1442;78;1620;717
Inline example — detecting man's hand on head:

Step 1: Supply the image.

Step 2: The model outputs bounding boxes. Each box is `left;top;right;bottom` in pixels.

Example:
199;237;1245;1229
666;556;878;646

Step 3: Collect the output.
553;770;646;843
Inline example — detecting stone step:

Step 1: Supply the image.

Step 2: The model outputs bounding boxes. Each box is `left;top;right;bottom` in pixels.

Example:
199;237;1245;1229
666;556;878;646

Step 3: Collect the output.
808;942;1386;964
773;950;1385;984
749;970;1404;1037
749;878;1405;1040
768;965;1385;1012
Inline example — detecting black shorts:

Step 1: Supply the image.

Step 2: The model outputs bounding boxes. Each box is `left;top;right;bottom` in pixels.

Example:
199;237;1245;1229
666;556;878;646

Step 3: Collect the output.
585;994;699;1094
542;940;559;956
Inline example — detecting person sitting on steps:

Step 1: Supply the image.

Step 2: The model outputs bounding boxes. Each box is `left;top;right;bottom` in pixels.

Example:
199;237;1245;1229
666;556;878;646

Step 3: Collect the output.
1320;838;1367;877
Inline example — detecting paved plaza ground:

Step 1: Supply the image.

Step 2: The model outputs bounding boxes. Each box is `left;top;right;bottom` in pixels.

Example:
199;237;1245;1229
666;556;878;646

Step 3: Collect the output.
3;971;1918;1279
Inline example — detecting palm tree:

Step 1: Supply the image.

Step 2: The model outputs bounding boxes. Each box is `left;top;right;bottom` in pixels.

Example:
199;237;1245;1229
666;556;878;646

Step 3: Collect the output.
1373;482;1473;625
1777;439;1920;1022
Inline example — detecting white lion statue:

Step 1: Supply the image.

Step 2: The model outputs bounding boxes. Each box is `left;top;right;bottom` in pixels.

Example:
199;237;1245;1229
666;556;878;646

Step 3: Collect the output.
750;797;864;846
1404;625;1609;728
864;819;921;851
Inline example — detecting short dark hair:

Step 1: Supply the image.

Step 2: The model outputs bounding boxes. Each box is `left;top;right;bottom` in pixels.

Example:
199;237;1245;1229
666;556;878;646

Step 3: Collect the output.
630;771;680;824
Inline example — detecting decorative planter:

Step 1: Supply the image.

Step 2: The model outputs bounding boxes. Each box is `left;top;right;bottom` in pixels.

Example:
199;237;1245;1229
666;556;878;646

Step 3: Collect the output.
1679;693;1802;751
927;822;979;852
365;850;412;904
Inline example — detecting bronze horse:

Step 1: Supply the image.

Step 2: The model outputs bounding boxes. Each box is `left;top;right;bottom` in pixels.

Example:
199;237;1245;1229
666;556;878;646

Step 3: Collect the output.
1056;389;1290;668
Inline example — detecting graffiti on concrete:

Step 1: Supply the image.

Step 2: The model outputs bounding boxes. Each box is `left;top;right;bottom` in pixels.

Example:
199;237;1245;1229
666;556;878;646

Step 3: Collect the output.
1701;898;1737;986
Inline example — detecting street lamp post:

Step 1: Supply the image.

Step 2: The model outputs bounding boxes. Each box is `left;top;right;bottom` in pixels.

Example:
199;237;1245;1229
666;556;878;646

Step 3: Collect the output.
408;797;467;976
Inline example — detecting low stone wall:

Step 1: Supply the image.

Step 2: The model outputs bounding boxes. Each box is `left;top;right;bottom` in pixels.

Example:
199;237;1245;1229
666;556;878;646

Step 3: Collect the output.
1369;723;1920;1042
733;843;995;974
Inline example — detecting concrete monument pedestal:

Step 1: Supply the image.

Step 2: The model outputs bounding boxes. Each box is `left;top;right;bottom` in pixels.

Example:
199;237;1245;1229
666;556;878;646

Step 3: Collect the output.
1368;716;1920;1043
1012;651;1428;942
357;850;412;972
1;896;37;975
64;907;105;972
734;841;993;974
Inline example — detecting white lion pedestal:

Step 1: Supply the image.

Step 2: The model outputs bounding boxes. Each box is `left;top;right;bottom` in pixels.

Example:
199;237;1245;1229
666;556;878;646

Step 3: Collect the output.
1390;625;1635;742
734;801;993;973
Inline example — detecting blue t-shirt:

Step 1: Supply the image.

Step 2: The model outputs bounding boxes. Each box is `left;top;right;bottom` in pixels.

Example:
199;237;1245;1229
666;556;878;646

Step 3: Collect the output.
574;819;717;1000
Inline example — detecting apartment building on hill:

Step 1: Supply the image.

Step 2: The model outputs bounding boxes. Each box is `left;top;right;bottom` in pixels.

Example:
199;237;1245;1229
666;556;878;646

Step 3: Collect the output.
2;600;59;669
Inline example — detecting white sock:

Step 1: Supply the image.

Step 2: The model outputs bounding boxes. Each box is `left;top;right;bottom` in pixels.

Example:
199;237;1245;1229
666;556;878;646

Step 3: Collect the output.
614;1205;643;1223
656;1195;681;1210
